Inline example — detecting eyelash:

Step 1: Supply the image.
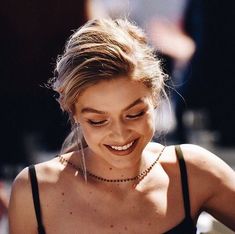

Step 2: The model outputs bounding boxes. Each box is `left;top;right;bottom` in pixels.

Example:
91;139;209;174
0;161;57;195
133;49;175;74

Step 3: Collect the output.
87;111;146;127
87;119;107;126
126;111;145;119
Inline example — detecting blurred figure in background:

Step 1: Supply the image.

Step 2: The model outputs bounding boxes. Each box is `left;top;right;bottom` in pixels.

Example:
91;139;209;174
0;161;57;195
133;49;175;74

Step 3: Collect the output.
0;182;8;220
181;0;235;147
0;0;89;179
0;181;8;234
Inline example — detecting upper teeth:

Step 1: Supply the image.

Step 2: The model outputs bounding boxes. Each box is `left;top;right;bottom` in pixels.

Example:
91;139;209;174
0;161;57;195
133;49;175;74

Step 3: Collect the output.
110;141;134;151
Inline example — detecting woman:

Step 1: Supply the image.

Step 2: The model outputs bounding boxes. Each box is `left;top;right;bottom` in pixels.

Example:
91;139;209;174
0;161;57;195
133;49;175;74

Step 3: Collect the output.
9;18;235;234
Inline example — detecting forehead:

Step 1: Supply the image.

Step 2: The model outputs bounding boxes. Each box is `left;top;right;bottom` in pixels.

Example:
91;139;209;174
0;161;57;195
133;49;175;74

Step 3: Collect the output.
75;77;152;111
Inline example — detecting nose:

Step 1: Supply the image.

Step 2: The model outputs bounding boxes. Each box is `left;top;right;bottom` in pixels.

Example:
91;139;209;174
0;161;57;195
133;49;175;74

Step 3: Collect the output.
109;120;130;142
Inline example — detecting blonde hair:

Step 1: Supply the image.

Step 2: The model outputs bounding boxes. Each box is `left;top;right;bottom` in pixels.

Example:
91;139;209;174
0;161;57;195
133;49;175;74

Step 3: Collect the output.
49;18;168;153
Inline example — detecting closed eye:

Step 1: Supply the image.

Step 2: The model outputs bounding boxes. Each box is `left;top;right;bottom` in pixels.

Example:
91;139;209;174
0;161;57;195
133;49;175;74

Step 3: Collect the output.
126;111;145;119
87;119;108;126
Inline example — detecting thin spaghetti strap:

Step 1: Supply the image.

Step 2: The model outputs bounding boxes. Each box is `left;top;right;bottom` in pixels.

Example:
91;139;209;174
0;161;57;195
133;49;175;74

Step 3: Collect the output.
175;145;191;219
28;165;46;234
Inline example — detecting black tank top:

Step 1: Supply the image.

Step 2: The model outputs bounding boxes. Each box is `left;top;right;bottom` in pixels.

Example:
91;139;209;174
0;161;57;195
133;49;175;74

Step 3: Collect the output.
28;145;197;234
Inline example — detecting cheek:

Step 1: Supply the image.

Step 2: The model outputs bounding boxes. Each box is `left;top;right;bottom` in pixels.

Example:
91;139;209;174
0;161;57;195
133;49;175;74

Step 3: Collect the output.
80;124;105;147
133;113;155;137
145;114;155;136
146;109;156;136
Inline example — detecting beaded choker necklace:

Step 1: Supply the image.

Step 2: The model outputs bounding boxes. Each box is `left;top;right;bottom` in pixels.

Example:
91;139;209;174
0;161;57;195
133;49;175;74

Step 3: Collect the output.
59;146;165;183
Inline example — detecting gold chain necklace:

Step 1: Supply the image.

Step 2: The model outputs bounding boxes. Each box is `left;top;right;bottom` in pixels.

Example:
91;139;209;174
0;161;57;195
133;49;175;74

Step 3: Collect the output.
59;146;166;183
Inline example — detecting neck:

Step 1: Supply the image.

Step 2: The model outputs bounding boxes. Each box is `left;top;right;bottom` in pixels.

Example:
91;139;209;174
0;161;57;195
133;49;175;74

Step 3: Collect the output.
84;148;146;182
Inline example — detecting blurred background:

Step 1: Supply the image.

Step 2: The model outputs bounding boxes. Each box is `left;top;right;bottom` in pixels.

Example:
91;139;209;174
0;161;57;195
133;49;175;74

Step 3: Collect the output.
0;0;234;233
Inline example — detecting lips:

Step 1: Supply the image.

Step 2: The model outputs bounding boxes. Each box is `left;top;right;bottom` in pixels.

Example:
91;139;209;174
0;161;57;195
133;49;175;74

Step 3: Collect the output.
110;141;134;151
104;139;139;156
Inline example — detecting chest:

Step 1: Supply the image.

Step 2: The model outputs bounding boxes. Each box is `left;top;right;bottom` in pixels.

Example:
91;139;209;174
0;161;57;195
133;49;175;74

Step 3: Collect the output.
40;181;186;234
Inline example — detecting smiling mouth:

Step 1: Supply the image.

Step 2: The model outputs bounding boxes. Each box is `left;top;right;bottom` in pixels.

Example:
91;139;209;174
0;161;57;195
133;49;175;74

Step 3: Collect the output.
110;141;134;151
104;139;139;154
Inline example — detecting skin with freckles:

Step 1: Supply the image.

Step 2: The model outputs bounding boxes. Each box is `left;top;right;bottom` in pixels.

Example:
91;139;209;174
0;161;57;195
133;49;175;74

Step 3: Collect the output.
8;77;235;234
74;77;155;177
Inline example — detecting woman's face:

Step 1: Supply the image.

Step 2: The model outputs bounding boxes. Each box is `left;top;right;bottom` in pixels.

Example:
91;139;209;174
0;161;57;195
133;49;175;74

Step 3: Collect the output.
74;77;155;168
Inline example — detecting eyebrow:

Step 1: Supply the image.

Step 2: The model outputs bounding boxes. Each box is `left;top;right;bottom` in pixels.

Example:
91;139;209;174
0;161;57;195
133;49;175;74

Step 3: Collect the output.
80;98;145;114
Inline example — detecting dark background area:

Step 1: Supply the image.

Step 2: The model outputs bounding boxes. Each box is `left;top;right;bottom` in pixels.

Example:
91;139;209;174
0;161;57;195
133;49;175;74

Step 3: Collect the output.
0;0;88;176
180;0;235;145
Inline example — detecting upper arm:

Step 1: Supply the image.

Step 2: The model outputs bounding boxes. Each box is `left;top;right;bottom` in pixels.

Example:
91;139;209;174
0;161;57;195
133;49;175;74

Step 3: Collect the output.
181;144;235;231
203;156;235;230
8;167;37;234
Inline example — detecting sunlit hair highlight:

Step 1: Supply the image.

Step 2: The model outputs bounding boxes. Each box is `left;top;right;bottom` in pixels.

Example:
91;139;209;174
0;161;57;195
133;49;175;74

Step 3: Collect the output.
49;18;168;154
51;18;167;114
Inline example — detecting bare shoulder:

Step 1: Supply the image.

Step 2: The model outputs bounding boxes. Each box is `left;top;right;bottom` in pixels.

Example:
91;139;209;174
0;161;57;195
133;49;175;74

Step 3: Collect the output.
179;144;235;179
14;157;63;186
176;144;235;194
146;142;235;229
8;157;63;234
180;144;235;230
146;142;234;175
9;166;36;233
145;141;166;154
